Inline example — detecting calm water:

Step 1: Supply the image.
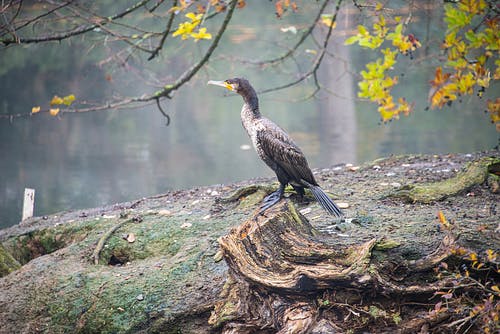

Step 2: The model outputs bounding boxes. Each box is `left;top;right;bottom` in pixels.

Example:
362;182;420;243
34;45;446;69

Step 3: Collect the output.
0;2;498;228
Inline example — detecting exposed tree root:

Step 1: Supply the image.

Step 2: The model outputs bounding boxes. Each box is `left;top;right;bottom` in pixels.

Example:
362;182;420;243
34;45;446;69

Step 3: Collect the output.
209;200;468;333
217;184;276;204
390;157;500;203
92;217;135;265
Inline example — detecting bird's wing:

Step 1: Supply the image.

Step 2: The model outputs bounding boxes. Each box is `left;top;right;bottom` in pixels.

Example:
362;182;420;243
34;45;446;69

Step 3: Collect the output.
256;125;316;185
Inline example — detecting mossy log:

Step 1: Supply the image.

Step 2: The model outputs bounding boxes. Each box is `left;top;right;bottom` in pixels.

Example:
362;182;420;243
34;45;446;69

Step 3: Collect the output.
390;157;500;203
0;152;498;333
209;200;462;333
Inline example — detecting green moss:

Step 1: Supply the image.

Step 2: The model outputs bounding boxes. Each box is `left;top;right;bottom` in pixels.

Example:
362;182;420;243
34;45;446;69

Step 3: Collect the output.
4;219;100;264
0;243;21;277
391;157;500;203
368;305;387;318
374;238;401;250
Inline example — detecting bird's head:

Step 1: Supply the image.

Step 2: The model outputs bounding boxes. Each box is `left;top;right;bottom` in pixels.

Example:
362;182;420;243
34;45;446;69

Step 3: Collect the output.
207;77;252;95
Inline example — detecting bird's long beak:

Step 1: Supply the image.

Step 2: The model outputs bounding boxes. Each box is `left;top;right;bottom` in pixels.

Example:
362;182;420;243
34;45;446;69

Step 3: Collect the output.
207;80;234;91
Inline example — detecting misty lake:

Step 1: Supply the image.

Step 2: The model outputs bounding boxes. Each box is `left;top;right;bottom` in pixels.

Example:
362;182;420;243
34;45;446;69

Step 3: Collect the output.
0;1;498;228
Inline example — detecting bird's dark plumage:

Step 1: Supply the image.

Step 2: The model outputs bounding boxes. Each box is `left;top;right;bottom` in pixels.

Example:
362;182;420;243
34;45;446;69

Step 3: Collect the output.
208;77;343;217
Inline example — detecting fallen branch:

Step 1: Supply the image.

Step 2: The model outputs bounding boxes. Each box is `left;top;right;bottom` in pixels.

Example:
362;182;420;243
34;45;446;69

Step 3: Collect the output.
92;218;133;265
390;157;500;203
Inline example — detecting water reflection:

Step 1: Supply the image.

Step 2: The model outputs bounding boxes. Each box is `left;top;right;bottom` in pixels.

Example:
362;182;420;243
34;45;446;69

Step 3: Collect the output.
0;2;498;228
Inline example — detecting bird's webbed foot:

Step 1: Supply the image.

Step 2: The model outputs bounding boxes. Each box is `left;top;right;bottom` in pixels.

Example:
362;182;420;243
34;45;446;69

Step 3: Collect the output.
259;184;285;214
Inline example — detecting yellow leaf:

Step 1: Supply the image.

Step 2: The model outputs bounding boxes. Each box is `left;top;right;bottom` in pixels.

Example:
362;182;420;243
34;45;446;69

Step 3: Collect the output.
50;95;64;105
31;106;41;114
173;22;196;39
321;14;337;28
492;285;500;292
63;94;76;106
486;249;497;262
49;108;60;116
185;12;203;23
190;27;212;41
437;210;450;228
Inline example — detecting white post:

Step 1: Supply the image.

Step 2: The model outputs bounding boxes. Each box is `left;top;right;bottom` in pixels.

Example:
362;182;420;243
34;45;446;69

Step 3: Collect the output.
22;188;35;221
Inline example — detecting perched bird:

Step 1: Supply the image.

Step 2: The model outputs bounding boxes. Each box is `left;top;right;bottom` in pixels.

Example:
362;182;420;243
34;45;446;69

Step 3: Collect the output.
208;78;343;217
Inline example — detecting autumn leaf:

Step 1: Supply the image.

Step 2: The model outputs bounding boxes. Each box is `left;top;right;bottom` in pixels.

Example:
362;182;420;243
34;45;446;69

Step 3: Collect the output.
468;252;478;262
321;14;337;28
185;12;203;24
50;95;64;105
63;94;76;106
172;12;203;40
31;106;41;114
275;0;283;18
173;22;196;39
237;0;246;9
49;108;60;116
486;249;497;262
437;211;451;229
191;27;212;41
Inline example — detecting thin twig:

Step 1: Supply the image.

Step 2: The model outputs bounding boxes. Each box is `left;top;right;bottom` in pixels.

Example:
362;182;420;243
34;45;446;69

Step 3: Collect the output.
1;0;152;45
147;0;238;100
148;0;166;13
148;0;177;60
251;0;331;66
0;1;71;38
155;97;170;125
0;0;237;120
0;0;23;37
258;0;342;95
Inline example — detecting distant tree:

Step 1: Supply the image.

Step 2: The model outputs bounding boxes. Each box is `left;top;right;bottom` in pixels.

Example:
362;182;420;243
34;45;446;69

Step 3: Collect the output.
1;0;498;130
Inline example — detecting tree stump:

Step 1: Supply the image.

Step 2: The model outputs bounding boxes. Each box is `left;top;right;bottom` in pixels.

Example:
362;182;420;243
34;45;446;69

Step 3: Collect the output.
209;200;461;333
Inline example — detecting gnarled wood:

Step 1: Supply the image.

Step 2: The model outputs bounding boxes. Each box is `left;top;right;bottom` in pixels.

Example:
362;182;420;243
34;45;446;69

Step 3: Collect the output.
210;200;462;333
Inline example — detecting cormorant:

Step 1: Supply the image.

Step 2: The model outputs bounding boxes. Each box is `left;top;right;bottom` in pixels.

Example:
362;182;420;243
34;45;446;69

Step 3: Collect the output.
208;78;343;217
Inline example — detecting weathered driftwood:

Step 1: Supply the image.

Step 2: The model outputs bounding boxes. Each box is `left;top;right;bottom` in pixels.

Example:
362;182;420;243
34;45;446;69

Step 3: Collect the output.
209;200;462;333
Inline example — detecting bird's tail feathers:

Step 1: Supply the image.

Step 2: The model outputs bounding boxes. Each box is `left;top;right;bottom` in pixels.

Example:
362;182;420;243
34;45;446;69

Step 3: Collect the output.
307;184;343;217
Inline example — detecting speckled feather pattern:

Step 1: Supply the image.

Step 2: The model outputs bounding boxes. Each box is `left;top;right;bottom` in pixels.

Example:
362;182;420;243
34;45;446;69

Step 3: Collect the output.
240;103;317;187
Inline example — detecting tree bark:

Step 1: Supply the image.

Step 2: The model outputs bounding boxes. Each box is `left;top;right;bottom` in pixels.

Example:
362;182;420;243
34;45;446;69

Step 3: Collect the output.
209;200;460;333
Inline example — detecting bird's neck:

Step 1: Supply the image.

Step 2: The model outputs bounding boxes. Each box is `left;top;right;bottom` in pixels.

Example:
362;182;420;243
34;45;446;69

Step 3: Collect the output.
241;89;261;119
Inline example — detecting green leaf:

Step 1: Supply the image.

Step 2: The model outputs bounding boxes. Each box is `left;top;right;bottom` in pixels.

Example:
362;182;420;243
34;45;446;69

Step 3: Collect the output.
394;23;403;35
344;35;360;45
357;25;368;35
